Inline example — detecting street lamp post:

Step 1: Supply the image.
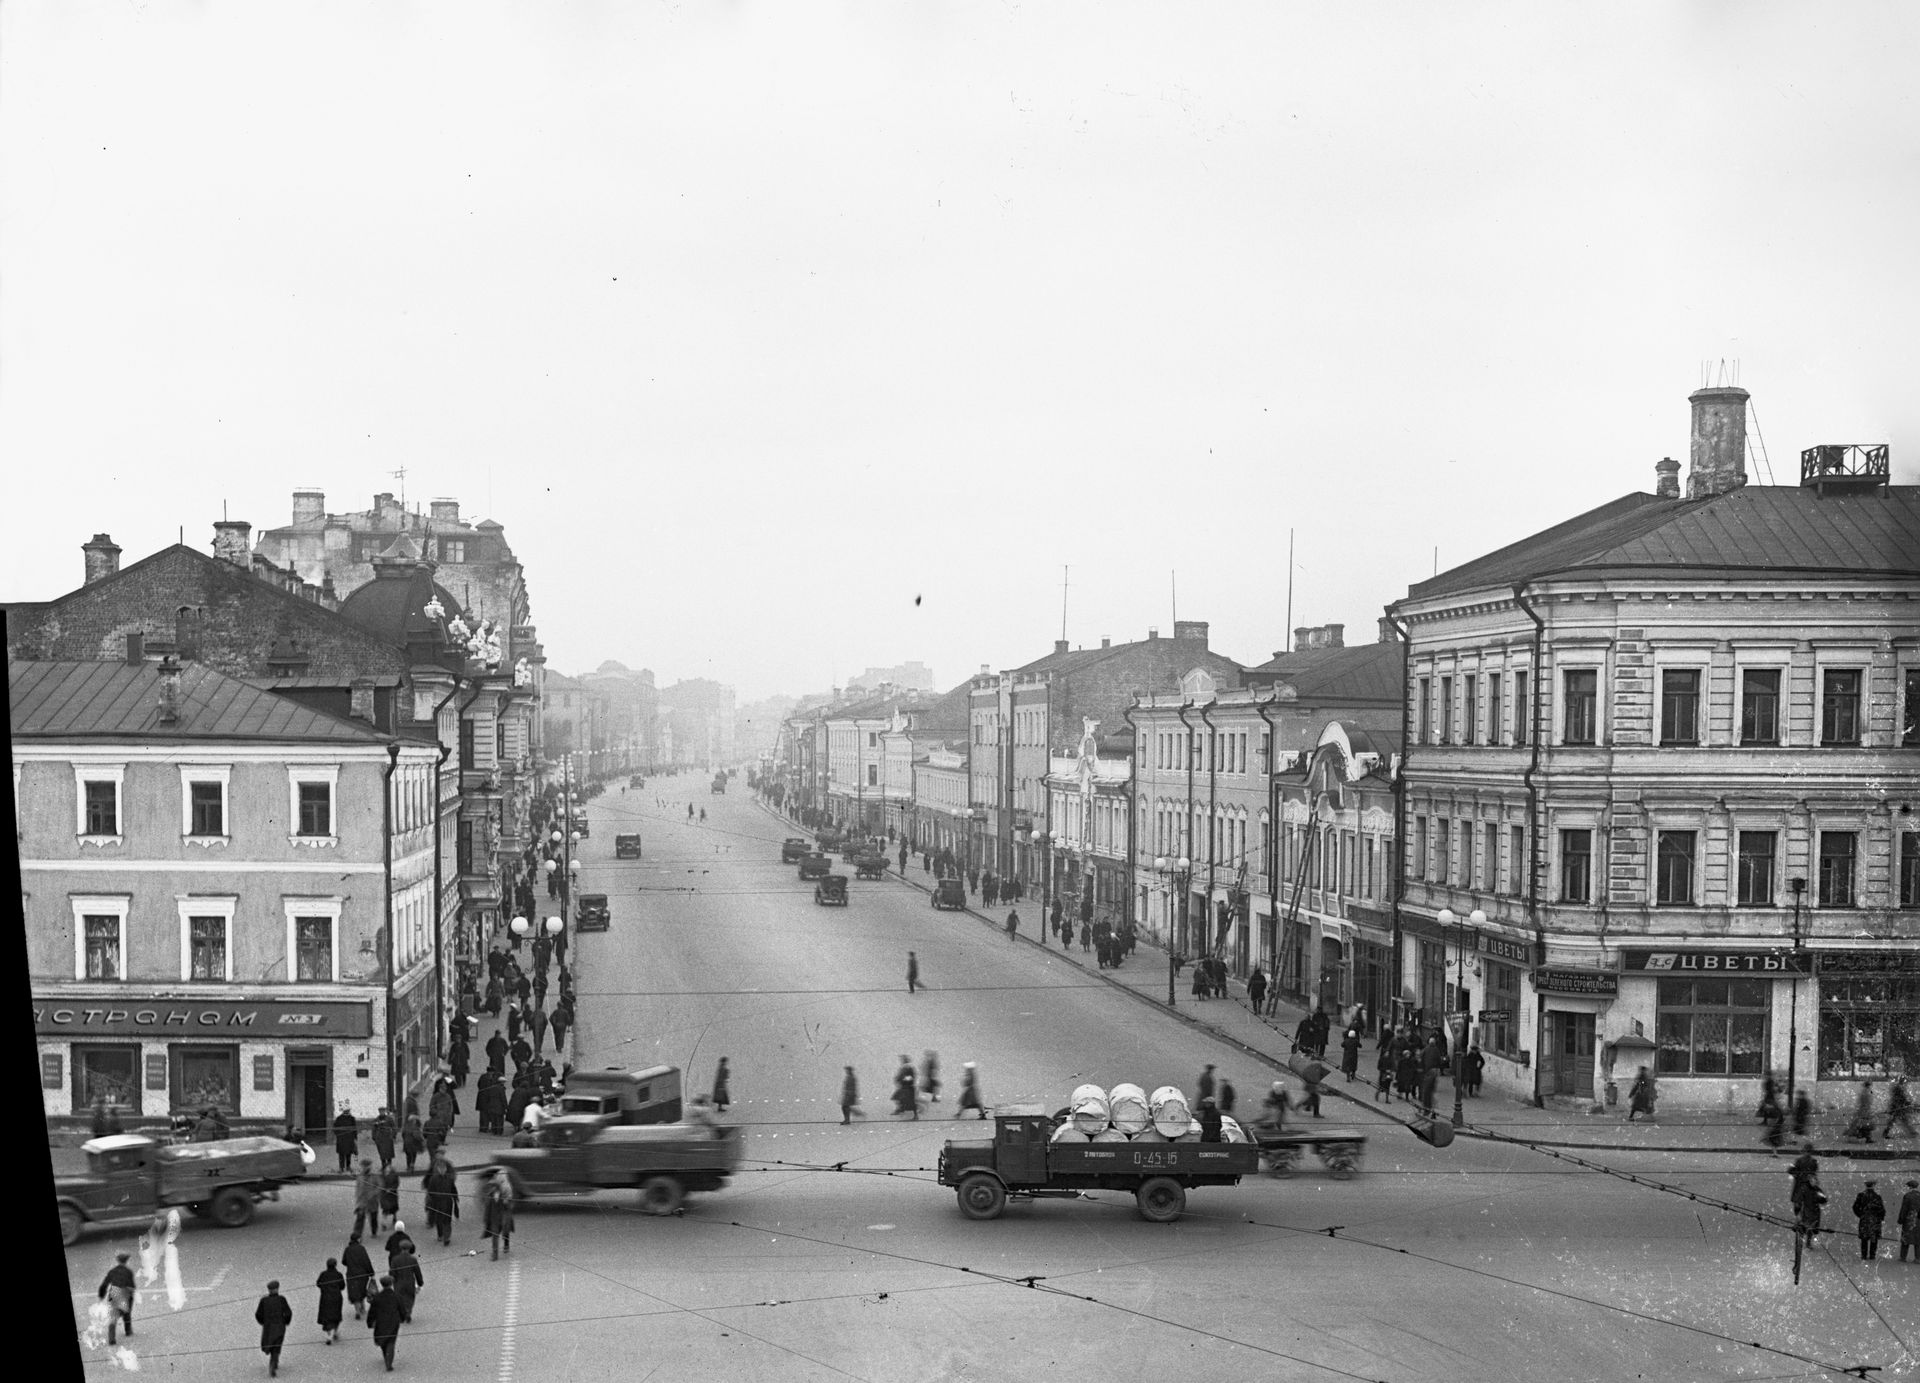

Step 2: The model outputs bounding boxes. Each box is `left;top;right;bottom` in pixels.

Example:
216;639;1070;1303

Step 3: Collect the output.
1032;830;1052;939
1786;876;1807;1108
1437;906;1486;1127
1154;855;1192;1001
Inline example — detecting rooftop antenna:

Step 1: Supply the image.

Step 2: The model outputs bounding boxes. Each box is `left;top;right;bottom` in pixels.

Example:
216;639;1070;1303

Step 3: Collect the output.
390;465;408;509
1170;570;1177;624
1060;564;1070;643
1284;528;1294;645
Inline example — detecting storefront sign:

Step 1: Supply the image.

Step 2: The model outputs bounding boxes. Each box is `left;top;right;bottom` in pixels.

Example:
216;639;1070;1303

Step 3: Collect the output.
41;1054;63;1090
1477;1009;1515;1023
253;1054;277;1091
145;1054;169;1090
1475;933;1531;965
1534;969;1620;996
1817;951;1920;976
34;998;374;1039
1622;949;1809;975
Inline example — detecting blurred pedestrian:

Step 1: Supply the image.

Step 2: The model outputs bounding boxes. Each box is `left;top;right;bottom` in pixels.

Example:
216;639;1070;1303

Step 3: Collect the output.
316;1257;345;1344
529;1004;549;1057
1375;1043;1393;1103
370;1107;397;1171
449;1033;470;1089
366;1275;403;1371
1464;1045;1485;1097
254;1280;292;1377
1899;1180;1920;1262
839;1066;860;1125
1843;1080;1877;1143
422;1157;460;1246
1218;1076;1236;1116
352;1157;382;1238
1854;1179;1886;1260
1626;1066;1657;1123
1005;908;1019;941
1246;967;1268;1016
342;1234;374;1320
923;1051;941;1102
1196;1065;1216;1102
1791;1088;1813;1138
907;952;919;994
958;1062;986;1119
892;1056;919;1119
712;1057;731;1112
1887;1076;1915;1140
483;1168;515;1260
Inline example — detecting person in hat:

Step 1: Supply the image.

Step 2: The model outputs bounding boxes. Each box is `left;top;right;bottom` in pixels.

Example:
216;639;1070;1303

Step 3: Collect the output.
1196;1096;1223;1143
1899;1180;1920;1262
316;1256;346;1343
254;1280;293;1376
98;1251;136;1344
1853;1179;1887;1261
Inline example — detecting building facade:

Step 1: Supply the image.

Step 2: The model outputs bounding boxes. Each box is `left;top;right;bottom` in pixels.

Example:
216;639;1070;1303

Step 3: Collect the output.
1391;388;1920;1110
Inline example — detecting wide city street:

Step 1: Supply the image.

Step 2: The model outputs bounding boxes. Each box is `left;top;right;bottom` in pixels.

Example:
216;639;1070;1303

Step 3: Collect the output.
65;775;1919;1381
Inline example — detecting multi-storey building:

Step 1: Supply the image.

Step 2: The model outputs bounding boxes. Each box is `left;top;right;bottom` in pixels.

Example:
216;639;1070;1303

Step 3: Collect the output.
659;678;737;771
1042;719;1132;933
1390;387;1920;1110
14;659;442;1138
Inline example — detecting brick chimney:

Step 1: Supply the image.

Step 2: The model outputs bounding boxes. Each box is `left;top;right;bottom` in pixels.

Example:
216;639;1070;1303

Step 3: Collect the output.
1053;639;1069;656
1378;617;1401;644
1293;623;1345;652
1146;627;1159;641
155;656;182;726
1654;457;1681;499
350;678;376;723
1173;620;1209;646
212;520;252;568
82;534;121;585
1100;637;1111;649
431;498;460;527
1685;387;1749;498
292;488;325;525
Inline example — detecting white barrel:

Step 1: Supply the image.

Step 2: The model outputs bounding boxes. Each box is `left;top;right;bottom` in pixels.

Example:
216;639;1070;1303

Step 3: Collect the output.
1108;1083;1150;1134
1091;1127;1130;1143
1174;1119;1203;1143
1130;1128;1169;1143
1049;1124;1090;1143
1069;1084;1110;1135
1220;1116;1247;1144
1149;1085;1191;1138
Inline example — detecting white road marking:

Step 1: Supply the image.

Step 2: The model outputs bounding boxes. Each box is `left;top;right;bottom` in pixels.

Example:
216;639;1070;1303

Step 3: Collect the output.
207;1263;232;1291
496;1257;521;1383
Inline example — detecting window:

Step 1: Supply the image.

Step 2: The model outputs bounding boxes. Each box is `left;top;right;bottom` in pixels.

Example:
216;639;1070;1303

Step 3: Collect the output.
1510;826;1525;897
1818;831;1857;908
459;719;476;770
1418;678;1432;744
1513;671;1529;746
191;782;223;834
1563;670;1597;744
1821;669;1863;746
84;915;122;980
1740;669;1781;745
1736;831;1776;907
84;780;118;836
298;783;331;837
1656;978;1769;1076
1418;940;1447;1021
1559;829;1592;903
187;916;227;981
1435;819;1451;886
1903;832;1920;910
1660;670;1700;746
867;764;878;786
1488;675;1504;747
1655;831;1695;905
1905;669;1920;747
1463;675;1478;745
1484;961;1520;1056
1485;823;1500;895
294;916;334;982
442;539;466;564
1412;817;1427;882
1439;677;1454;744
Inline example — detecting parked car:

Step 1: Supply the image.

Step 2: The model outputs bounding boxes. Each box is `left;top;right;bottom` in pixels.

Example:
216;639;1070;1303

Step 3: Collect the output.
628;774;645;788
571;817;591;838
615;833;643;859
931;878;968;910
798;853;832;880
780;838;810;863
576;893;611;932
814;875;849;906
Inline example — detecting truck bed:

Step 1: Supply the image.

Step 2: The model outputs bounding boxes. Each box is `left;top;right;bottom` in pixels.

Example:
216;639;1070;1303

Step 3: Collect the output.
156;1137;307;1200
1044;1140;1260;1182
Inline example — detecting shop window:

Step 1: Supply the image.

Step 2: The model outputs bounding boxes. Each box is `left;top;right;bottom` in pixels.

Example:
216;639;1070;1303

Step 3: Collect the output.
1659;670;1700;746
1559;829;1592;903
1655;831;1696;906
1818;832;1857;908
72;1045;142;1116
1821;669;1862;746
1655;978;1769;1076
1736;831;1776;907
1740;669;1780;745
1483;961;1520;1056
1563;669;1598;745
1818;974;1920;1078
171;1045;240;1114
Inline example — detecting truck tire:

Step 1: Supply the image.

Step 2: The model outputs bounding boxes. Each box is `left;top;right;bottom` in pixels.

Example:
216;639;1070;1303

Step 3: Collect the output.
639;1175;684;1216
955;1173;1006;1221
1135;1177;1186;1223
58;1204;83;1247
209;1187;254;1228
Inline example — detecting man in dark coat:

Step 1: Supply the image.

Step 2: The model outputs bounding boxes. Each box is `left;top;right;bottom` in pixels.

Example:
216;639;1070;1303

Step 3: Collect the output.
839;1067;859;1125
332;1106;360;1173
485;1031;509;1076
1898;1179;1920;1262
1196;1064;1216;1102
448;1036;470;1089
423;1112;449;1158
529;1004;549;1056
1853;1180;1887;1260
422;1158;461;1246
389;1242;423;1323
907;952;919;994
366;1275;404;1371
506;1003;524;1044
1004;908;1019;942
509;1035;533;1072
401;1112;425;1172
342;1234;375;1319
316;1258;346;1343
98;1251;136;1343
505;1081;536;1131
1247;967;1268;1016
550;1000;572;1053
370;1108;397;1170
255;1280;293;1376
477;1073;507;1135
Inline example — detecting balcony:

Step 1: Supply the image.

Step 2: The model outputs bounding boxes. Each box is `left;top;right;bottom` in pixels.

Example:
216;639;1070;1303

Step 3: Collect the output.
1800;443;1889;494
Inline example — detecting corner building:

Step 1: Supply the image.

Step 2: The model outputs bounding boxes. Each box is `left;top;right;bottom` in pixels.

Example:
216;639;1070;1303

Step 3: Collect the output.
1390;388;1920;1111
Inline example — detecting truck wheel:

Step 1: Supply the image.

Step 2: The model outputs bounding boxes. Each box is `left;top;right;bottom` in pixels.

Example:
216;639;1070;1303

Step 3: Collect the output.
209;1187;254;1228
955;1174;1006;1221
1321;1145;1361;1180
639;1175;684;1216
58;1204;83;1247
1135;1177;1186;1223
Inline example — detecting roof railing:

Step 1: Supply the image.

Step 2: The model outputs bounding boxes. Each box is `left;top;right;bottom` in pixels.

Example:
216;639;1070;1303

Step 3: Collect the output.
1799;443;1889;493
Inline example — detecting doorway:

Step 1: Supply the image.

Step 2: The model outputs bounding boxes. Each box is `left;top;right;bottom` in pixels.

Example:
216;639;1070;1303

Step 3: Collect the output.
1545;1012;1595;1097
287;1051;331;1143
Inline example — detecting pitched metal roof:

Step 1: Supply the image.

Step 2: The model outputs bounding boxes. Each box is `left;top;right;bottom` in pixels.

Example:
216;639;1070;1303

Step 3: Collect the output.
1247;641;1402;703
1406;485;1920;602
9;660;389;742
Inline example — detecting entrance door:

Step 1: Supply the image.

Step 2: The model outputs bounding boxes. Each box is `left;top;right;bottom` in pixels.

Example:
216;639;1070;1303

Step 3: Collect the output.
1546;1012;1595;1096
287;1059;330;1143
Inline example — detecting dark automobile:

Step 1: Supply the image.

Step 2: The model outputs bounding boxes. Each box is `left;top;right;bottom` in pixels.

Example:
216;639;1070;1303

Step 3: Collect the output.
576;893;611;932
572;817;591;839
798;853;832;880
814;875;849;906
854;855;888;880
628;774;645;789
780;838;810;863
616;833;643;859
931;878;967;910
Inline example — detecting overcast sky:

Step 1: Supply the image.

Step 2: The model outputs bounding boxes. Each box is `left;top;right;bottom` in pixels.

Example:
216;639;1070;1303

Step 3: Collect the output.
4;3;1916;703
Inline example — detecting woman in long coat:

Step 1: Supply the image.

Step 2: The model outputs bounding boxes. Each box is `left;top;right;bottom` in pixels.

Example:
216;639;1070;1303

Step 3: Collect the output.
1340;1030;1362;1083
891;1058;919;1119
1395;1044;1421;1103
316;1258;346;1343
342;1234;375;1319
711;1057;731;1113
